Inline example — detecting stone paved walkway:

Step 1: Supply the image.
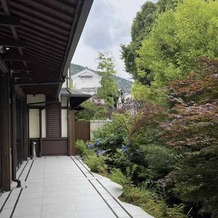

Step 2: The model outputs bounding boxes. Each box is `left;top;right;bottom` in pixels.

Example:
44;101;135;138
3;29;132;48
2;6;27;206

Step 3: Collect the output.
0;156;153;218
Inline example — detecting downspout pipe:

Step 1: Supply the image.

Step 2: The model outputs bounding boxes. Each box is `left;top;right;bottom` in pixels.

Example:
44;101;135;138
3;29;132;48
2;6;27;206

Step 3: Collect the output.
10;71;21;188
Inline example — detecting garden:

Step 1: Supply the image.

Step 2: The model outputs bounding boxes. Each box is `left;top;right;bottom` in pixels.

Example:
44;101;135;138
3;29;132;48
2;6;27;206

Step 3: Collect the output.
75;0;218;217
76;58;218;218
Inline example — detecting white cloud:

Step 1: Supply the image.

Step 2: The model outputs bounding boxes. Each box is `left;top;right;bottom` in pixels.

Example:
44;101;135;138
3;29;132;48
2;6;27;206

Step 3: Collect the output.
72;0;148;80
82;0;130;50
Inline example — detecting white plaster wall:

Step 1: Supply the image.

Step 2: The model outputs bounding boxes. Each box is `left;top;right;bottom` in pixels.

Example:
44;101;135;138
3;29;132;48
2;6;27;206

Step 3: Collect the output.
61;97;68;106
41;109;46;138
61;109;68;137
73;76;101;89
90;120;111;140
29;109;39;138
27;94;45;104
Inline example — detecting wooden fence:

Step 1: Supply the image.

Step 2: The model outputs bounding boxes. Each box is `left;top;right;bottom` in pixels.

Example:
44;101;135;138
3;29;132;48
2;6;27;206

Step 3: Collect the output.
75;121;90;142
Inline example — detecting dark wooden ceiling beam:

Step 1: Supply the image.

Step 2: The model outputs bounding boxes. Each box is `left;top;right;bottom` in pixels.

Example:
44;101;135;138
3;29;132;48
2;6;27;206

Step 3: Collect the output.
1;0;26;66
18;27;66;47
10;65;29;72
28;63;60;75
12;72;32;77
21;19;69;37
26;40;65;58
2;53;29;61
26;46;63;61
15;80;64;86
27;50;63;64
29;55;61;69
0;38;25;48
11;9;70;33
11;2;71;29
0;29;13;38
18;30;66;50
20;22;68;42
29;54;62;67
24;36;65;55
0;14;20;26
20;24;68;42
20;0;74;20
21;86;57;96
55;0;78;9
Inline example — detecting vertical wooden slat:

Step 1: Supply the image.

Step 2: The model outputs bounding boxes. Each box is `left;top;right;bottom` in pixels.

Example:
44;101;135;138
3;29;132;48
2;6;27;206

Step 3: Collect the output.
46;103;61;138
75;121;90;142
1;75;11;191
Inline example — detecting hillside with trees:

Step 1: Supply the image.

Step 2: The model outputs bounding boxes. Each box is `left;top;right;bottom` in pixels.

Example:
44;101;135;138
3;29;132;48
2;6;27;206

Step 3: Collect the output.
70;63;133;93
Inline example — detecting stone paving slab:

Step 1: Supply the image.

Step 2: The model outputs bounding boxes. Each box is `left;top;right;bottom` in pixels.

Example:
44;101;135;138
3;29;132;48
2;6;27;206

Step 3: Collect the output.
0;156;153;218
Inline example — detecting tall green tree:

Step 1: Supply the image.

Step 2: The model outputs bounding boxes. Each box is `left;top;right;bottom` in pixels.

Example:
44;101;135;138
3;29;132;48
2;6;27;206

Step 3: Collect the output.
121;0;179;84
75;101;108;121
121;1;156;82
97;52;118;106
136;0;218;90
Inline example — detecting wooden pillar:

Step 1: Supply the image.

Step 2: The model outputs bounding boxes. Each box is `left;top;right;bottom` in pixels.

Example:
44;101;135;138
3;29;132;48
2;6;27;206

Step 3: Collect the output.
23;98;28;160
1;75;11;191
27;106;30;157
68;110;76;155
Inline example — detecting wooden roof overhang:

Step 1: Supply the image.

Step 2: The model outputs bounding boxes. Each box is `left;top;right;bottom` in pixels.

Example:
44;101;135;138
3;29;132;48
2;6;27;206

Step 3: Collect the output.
60;88;91;109
0;0;93;98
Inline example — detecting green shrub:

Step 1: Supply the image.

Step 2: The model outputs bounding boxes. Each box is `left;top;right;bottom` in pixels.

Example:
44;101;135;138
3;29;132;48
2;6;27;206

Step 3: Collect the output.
126;144;178;184
93;112;132;149
76;101;107;121
120;185;186;218
109;168;132;187
84;152;107;173
75;140;87;156
142;145;177;179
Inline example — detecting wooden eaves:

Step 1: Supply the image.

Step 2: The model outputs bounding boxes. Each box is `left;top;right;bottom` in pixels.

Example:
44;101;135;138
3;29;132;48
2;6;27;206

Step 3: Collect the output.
0;0;94;98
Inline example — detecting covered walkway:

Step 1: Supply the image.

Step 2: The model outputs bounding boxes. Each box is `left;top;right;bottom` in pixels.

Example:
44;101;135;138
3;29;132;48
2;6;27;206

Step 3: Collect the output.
0;156;153;218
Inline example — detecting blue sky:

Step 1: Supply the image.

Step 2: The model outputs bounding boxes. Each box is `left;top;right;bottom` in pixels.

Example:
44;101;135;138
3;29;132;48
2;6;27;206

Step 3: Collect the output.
72;0;154;80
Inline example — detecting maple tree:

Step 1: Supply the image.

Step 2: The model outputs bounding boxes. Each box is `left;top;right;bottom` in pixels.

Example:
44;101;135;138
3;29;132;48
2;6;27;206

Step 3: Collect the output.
160;58;218;217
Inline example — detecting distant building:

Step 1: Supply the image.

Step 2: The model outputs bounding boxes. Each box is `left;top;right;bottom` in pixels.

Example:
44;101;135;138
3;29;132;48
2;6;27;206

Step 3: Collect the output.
71;68;102;95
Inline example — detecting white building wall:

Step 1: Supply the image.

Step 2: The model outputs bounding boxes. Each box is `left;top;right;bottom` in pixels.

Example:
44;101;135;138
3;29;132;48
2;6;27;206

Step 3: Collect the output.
73;76;101;89
61;109;68;137
90;120;111;140
28;94;46;138
41;109;46;138
61;97;68;106
29;109;40;138
28;94;69;139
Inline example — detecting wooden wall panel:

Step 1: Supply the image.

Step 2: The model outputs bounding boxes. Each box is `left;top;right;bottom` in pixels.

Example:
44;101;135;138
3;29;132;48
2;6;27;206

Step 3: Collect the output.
69;110;76;155
46;104;61;138
42;102;68;155
41;138;67;155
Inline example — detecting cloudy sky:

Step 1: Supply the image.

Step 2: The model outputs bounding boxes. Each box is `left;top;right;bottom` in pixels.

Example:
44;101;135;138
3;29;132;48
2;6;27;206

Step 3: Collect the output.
72;0;152;80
